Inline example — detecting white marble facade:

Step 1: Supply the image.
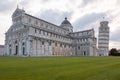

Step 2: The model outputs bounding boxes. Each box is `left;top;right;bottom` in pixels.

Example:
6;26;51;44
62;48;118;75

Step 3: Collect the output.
5;7;109;56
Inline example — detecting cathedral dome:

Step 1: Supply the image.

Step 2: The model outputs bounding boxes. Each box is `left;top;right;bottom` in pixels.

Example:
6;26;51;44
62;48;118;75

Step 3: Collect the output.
61;17;71;25
60;17;73;32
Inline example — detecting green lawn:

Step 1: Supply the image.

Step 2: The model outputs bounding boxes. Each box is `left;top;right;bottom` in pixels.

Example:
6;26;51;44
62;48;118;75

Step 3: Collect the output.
0;56;120;80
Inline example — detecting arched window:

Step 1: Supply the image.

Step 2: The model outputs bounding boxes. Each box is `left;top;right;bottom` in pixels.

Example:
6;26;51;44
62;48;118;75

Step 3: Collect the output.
15;40;17;44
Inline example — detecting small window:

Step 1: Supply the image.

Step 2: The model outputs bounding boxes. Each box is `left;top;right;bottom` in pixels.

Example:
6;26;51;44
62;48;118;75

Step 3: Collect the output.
22;42;25;45
78;46;80;49
9;44;11;47
50;33;52;37
49;42;51;46
29;18;31;22
41;23;43;26
36;20;38;25
47;32;48;35
46;25;48;28
69;45;71;48
42;42;44;45
60;43;62;47
43;31;45;35
64;44;66;48
35;29;37;33
24;25;26;28
55;43;57;46
15;40;17;44
39;30;41;34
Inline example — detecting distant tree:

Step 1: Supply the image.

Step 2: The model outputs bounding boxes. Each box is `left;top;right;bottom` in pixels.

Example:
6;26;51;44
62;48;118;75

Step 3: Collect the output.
109;48;118;56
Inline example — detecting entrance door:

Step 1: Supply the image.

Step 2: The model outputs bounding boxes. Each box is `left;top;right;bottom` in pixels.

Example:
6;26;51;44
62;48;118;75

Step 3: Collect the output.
83;51;86;56
15;46;18;55
9;48;11;55
23;47;25;55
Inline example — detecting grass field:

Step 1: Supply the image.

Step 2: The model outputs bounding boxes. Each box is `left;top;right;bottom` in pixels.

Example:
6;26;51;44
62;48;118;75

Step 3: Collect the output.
0;56;120;80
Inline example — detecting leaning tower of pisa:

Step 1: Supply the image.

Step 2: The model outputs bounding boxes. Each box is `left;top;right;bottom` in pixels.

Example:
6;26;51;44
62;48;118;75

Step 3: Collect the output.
98;21;110;56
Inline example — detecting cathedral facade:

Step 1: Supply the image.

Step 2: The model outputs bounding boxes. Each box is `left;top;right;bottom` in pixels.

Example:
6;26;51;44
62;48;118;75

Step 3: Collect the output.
5;7;109;56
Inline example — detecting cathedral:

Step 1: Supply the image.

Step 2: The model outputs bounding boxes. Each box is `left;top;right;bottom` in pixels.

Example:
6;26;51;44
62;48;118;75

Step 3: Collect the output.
4;7;109;56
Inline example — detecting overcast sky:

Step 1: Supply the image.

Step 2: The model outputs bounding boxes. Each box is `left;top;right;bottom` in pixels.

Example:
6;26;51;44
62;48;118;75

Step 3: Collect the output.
0;0;120;49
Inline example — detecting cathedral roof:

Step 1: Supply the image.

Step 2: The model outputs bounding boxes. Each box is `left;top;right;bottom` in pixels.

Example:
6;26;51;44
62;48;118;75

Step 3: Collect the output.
12;6;25;17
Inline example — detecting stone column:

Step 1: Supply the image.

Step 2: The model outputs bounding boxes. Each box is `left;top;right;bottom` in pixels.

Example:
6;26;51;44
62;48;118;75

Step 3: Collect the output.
18;40;22;56
26;37;31;56
5;43;9;56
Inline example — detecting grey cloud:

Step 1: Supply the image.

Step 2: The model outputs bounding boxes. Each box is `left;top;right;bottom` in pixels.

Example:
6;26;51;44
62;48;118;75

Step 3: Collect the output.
36;9;73;25
81;0;96;7
20;0;29;6
117;0;120;4
73;13;106;30
0;0;15;13
110;30;120;42
41;0;49;3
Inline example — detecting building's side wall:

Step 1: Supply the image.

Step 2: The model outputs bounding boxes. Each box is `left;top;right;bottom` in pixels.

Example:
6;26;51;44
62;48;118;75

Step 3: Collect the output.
70;29;97;56
28;26;74;56
29;37;74;56
22;14;69;35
